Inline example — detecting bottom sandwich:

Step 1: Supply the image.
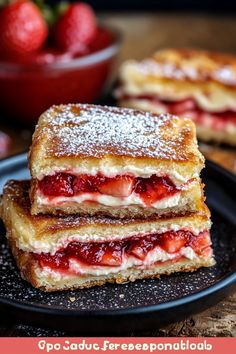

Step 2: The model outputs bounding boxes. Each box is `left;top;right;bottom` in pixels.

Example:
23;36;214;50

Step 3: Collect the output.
1;180;215;292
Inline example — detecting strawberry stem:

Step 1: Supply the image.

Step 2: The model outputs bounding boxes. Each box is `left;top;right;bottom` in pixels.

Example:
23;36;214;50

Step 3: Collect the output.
34;0;69;28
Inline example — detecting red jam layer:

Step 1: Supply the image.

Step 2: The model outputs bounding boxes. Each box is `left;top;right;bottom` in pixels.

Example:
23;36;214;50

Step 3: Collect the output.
34;230;210;271
38;173;178;206
124;94;236;128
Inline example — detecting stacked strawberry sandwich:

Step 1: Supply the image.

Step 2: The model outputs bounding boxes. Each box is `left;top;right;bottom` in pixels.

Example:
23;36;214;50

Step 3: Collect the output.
117;49;236;146
0;104;215;291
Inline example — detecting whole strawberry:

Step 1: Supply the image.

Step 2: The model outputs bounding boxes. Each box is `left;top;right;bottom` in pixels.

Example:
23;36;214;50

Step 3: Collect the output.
53;2;97;53
0;0;48;57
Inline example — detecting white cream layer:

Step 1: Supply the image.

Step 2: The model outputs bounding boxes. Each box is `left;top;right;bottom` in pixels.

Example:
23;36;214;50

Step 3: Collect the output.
40;246;197;278
37;190;182;209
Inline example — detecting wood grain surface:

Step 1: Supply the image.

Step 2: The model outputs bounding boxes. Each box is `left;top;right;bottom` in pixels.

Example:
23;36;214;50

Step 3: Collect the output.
0;12;235;337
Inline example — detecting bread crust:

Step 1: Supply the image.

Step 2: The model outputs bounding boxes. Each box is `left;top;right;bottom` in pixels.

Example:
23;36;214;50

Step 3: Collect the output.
28;104;204;217
117;49;236;127
196;125;236;146
28;104;204;180
119;48;236;87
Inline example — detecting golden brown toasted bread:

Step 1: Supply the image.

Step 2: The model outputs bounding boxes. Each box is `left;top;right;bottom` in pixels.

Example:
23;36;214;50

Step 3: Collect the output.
123;49;236;85
28;104;204;217
1;180;214;292
117;49;236;146
29;104;204;174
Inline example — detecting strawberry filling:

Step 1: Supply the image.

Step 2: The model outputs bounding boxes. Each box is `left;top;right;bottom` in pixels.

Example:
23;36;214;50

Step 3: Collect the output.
34;230;211;271
123;94;236;130
38;173;179;207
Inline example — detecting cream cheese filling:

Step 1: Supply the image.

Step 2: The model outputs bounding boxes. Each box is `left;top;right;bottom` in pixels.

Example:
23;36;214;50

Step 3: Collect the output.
37;190;182;209
40;246;198;278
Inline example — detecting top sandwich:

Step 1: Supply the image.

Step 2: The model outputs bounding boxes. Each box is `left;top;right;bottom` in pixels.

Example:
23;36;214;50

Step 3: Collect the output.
29;103;205;218
117;48;236;146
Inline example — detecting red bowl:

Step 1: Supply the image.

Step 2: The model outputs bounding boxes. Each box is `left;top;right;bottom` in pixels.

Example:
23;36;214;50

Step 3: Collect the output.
0;25;121;125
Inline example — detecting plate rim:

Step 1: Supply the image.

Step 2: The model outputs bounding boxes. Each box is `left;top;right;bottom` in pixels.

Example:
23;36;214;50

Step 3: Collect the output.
0;271;236;317
0;152;236;318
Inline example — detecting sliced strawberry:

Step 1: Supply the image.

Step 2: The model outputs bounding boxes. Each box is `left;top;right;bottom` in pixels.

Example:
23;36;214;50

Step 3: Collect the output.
169;99;196;115
190;232;211;255
35;252;69;270
135;175;177;207
200;246;213;258
222;112;236;124
99;244;123;266
139;188;161;207
67;241;122;266
129;245;146;260
97;175;135;198
129;236;156;260
162;238;186;253
73;174;88;193
73;174;99;193
160;231;189;253
39;173;75;197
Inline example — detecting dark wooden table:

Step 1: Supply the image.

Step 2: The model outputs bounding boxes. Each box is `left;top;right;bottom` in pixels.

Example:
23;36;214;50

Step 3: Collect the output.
0;12;236;337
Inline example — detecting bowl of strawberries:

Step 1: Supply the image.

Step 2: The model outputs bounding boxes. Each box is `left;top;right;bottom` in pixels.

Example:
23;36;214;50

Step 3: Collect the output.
0;0;121;124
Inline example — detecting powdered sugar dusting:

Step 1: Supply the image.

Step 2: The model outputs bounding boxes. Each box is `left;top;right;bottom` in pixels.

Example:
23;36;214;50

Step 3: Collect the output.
37;104;196;161
130;49;236;86
136;59;200;81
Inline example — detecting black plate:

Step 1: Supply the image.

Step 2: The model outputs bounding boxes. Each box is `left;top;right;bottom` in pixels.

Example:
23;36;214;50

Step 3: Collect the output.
0;153;236;334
